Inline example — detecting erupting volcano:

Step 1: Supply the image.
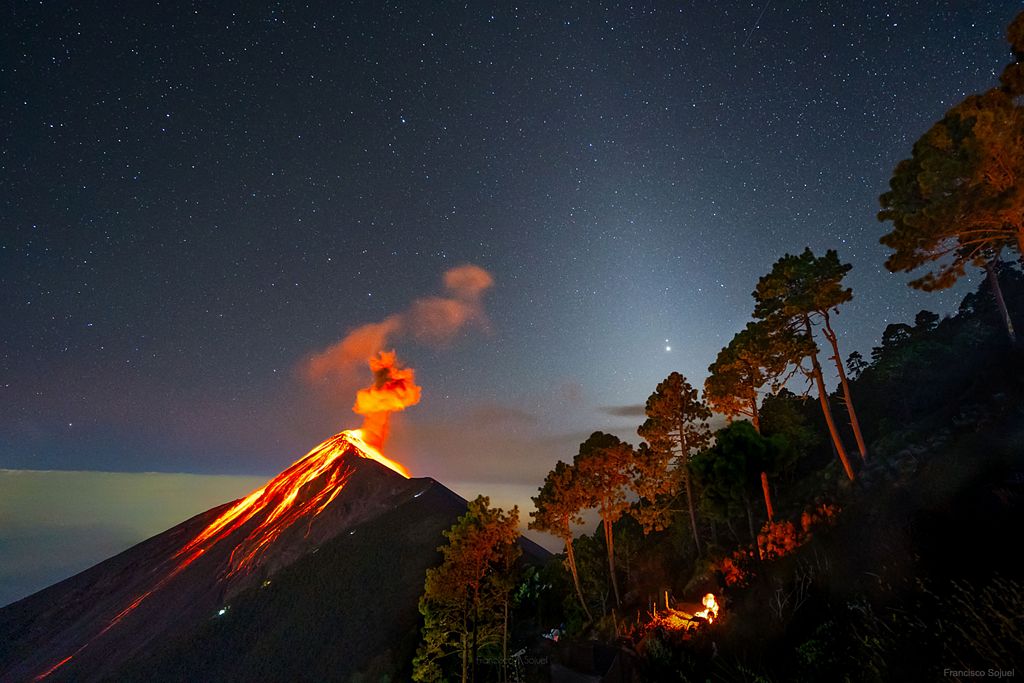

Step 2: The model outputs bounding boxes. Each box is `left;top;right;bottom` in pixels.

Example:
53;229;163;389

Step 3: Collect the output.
0;351;502;683
183;350;422;579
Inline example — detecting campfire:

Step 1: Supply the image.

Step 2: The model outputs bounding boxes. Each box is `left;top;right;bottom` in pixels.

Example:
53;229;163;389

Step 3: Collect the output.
694;593;720;624
644;592;721;633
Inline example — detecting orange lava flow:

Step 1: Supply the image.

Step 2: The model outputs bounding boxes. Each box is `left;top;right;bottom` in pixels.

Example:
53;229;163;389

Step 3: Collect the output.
344;428;411;477
177;429;409;575
34;431;409;680
33;656;73;682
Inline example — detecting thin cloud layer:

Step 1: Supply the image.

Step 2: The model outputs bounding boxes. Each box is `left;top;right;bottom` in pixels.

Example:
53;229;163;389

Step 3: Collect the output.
601;404;647;418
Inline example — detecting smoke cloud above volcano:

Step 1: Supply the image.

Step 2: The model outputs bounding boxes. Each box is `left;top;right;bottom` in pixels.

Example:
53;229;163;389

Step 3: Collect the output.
302;264;494;385
352;351;423;450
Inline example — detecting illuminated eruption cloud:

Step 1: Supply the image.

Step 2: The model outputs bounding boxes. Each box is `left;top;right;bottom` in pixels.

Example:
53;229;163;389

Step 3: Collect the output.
352;351;422;454
303;264;494;385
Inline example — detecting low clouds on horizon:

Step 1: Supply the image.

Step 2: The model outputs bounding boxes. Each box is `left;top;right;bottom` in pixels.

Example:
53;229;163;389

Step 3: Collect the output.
0;470;265;608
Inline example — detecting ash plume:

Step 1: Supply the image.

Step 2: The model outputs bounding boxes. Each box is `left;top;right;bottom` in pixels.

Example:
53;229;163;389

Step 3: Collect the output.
302;264;494;384
352;351;422;450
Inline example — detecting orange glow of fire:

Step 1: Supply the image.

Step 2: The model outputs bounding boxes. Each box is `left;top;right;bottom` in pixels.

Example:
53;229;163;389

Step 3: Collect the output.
694;593;720;624
642;593;721;636
344;428;411;478
647;608;694;632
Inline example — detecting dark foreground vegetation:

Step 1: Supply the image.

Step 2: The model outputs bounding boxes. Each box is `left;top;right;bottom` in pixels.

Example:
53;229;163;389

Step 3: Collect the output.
412;12;1024;682
415;256;1024;683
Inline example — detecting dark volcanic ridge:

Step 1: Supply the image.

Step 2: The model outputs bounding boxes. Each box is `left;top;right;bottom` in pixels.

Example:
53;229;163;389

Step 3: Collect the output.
0;433;545;682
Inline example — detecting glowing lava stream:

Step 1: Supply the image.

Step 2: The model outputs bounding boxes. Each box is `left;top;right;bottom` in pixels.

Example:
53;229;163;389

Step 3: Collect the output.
177;428;408;576
34;429;409;680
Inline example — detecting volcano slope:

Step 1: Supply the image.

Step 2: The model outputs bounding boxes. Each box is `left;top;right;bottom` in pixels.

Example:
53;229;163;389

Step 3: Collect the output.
0;433;542;682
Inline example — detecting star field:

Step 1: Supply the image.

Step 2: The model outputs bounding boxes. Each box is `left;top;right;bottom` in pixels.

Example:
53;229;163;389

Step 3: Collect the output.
2;1;1020;483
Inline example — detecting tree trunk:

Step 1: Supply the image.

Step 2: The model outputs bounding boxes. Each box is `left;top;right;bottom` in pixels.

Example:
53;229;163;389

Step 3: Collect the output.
604;517;622;608
748;414;774;521
760;471;774;521
804;317;856;481
683;466;702;556
564;537;592;622
461;599;469;683
677;422;702;556
821;312;868;460
725;518;740;543
472;594;478;683
986;257;1017;344
744;494;760;560
502;597;508;683
468;602;477;683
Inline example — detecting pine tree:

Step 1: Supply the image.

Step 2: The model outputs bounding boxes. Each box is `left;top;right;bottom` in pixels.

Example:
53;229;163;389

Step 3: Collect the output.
635;372;711;554
759;389;818;474
846;351;869;380
529;461;592;622
690;421;781;548
413;496;520;683
704;321;807;430
574;432;633;610
753;248;866;475
879;11;1024;343
705;321;810;518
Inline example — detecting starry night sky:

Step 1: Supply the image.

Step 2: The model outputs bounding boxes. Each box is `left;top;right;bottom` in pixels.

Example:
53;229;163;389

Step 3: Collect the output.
3;1;1021;493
